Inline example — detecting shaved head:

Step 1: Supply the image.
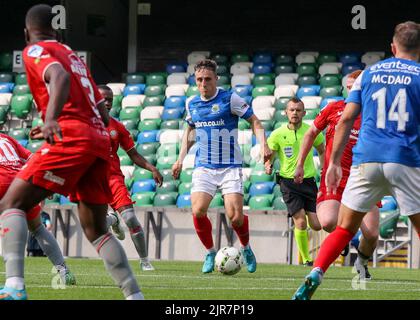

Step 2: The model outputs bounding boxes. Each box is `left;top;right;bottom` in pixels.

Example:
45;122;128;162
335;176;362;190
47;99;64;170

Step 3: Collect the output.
25;4;54;31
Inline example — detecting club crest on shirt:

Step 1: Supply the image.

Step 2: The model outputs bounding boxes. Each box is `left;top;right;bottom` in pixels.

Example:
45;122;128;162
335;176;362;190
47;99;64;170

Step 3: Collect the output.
284;146;293;158
27;45;44;58
211;104;220;113
110;130;118;139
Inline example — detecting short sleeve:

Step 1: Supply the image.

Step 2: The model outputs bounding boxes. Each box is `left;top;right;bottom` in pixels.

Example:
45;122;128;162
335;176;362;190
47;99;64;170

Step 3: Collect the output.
313;130;325;147
185;100;196;128
313;103;333;131
345;71;364;105
230;93;254;119
117;122;135;152
23;44;62;82
267;129;280;151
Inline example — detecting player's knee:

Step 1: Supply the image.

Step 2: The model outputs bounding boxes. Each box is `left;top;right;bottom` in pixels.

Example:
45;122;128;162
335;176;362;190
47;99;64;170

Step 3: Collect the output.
230;214;243;228
193;208;207;218
322;222;336;233
121;209;141;231
363;230;379;244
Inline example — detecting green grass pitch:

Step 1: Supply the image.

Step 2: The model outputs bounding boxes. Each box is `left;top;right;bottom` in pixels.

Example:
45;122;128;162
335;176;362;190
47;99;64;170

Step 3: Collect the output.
1;257;420;300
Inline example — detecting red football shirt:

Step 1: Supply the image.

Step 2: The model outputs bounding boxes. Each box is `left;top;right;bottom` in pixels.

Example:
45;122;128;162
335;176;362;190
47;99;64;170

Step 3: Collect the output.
23;40;110;160
0;134;31;185
108;117;135;176
313;100;361;177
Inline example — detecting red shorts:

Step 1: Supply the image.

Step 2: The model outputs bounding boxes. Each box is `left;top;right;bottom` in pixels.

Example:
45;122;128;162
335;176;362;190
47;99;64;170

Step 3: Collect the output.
0;183;40;221
109;174;135;210
17;143;112;204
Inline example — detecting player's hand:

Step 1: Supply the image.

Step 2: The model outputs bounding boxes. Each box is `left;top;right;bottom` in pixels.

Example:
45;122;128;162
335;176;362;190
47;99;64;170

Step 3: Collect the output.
326;163;342;195
152;168;163;187
294;165;304;184
264;160;273;175
29;126;44;140
171;160;182;180
262;144;273;164
42;120;63;145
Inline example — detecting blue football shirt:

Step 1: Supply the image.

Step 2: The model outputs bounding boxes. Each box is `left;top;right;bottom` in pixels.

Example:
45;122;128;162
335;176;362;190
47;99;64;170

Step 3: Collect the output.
185;88;254;169
347;57;420;167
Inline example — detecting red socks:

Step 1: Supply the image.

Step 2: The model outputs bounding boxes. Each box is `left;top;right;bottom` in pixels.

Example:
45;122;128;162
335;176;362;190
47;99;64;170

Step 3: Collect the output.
232;215;249;247
314;226;355;273
193;214;214;250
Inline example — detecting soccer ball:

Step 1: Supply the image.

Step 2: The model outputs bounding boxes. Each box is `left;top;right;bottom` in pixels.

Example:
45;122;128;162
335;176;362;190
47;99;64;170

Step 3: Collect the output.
215;246;243;275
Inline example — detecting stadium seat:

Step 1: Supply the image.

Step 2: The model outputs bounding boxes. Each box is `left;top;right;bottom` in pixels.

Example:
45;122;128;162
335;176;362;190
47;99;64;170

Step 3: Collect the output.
161;108;184;121
44;193;61;205
361;53;381;66
0;53;13;71
238;119;251;130
379;210;400;239
233;85;253;98
166;63;186;74
301;96;322;109
26;140;44;153
13;84;31;95
180;168;194;183
156;155;177;170
273;196;287;210
156;180;179;194
217;75;230;86
318;64;340;76
11;95;32;119
319;74;341;87
339;53;361;65
123;84;146;96
142;96;164;107
230;64;251;75
144;85;166;97
252;74;274;86
132;168;153;181
157;143;179;158
141;106;164;120
154;193;178;207
274;97;292;110
0;105;9;125
275;74;296;86
119;107;140;121
274;64;295;75
253;52;272;64
211;53;229;65
319;86;342;98
252;85;274;98
60;196;76;206
137;130;159;144
273;184;282;198
274;85;298;98
297;63;318;76
132;192;155;207
132;179;156;194
317;53;337;65
252;96;275;110
125;73;146;84
119;154;133;166
304;109;320;120
296;86;320;98
178;182;192;195
138;119;161;132
159;169;173;181
342;62;365;76
0;83;14;93
275;54;294;64
186;86;199;97
231;74;252;87
146;74;166;86
176;194;191;208
231;53;250;64
0;72;13;83
159;129;182;144
250;165;274;183
165;84;188;97
297;75;318;86
253;108;275;121
209;193;224;208
249;181;276;196
160;120;180;130
107;83;126;96
320;96;345;109
252;64;273;75
136;142;160;156
164;96;186;109
248;194;273;210
167;73;189;85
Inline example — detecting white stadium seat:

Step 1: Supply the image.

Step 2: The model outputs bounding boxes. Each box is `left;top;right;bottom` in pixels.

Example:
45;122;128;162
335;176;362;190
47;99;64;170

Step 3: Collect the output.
141;106;164;120
106;83;125;96
167;73;189;85
252;96;275;109
301;96;322;109
165;84;189;97
275;74;296;86
274;85;299;98
121;95;145;108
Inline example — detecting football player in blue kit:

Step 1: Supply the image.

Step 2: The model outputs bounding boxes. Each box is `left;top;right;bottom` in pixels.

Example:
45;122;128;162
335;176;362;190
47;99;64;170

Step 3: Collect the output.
172;59;272;273
293;21;420;300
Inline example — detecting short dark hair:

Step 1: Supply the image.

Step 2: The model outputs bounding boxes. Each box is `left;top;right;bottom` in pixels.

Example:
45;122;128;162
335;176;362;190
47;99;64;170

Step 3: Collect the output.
97;84;112;92
287;97;305;109
194;59;217;73
393;21;420;52
25;4;54;31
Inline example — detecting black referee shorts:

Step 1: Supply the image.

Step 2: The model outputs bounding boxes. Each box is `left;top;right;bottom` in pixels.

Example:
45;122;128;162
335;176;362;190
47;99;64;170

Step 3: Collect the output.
277;174;318;217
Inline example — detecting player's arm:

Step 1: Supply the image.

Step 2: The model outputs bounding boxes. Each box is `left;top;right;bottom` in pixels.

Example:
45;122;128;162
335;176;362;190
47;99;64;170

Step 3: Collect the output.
315;141;325;174
326;102;361;194
294;125;322;183
127;148;163;186
246;114;273;164
97;101;110;127
172;125;196;179
43;64;70;144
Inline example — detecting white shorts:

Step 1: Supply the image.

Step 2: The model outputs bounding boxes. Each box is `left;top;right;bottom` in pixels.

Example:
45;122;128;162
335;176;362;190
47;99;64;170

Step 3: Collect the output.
191;167;243;197
341;163;420;216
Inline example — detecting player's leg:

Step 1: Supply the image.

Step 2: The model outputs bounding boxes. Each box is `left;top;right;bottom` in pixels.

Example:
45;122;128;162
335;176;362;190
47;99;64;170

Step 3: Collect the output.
117;204;154;271
26;205;76;285
224;192;257;272
0;178;51;300
356;205;379;280
291;209;314;266
316;200;340;233
191;191;215;273
75;158;143;300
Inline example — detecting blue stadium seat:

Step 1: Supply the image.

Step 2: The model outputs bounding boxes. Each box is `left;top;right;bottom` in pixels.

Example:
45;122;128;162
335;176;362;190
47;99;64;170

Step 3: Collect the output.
176;193;192;208
0;82;14;93
342;63;365;76
233;85;253;97
252;63;273;74
18;139;28;147
123;84;146;96
166;63;187;74
296;85;320;98
253;52;273;64
162;107;184;121
164;96;186;109
60;195;76;205
339;53;361;65
320;96;345;109
131;179;156;194
137;130;159;144
249;181;276;196
380;196;397;212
